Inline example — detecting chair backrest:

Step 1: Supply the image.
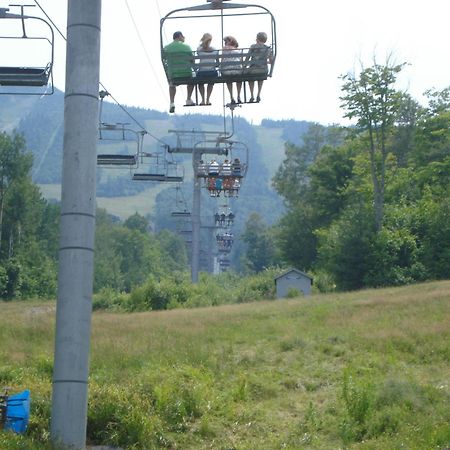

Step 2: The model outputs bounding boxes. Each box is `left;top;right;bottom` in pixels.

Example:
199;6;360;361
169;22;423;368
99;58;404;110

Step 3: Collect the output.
162;48;273;86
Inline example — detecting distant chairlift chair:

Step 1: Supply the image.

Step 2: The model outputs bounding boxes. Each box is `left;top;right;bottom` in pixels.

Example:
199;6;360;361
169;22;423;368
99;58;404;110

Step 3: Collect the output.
132;156;184;182
97;123;144;167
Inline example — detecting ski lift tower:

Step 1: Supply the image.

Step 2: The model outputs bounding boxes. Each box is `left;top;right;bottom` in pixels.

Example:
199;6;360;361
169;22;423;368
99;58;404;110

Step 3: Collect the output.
168;130;230;282
51;1;101;449
201;224;219;273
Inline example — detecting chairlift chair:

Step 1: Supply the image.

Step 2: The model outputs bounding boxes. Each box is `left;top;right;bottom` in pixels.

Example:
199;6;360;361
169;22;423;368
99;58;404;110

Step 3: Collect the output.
201;140;248;197
132;158;184;182
168;129;231;155
216;232;233;253
160;0;276;105
0;6;54;95
97;123;143;167
171;185;191;219
219;257;231;268
171;211;191;217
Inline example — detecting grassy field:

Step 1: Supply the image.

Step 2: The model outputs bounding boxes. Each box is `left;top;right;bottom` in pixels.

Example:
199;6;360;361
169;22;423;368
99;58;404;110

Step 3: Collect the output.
0;281;449;449
38;183;170;220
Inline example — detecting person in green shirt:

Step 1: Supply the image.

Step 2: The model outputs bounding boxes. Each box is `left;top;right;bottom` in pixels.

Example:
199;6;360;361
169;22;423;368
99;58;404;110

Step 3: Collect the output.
164;31;195;113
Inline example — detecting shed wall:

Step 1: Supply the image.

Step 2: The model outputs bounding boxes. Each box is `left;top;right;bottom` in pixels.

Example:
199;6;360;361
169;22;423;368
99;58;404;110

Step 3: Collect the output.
276;273;311;298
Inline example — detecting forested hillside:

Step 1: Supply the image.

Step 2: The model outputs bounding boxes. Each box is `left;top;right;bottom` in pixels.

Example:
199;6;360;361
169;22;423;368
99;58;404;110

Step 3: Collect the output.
0;87;312;297
0;88;308;224
0;87;312;274
0;88;305;188
0;60;449;301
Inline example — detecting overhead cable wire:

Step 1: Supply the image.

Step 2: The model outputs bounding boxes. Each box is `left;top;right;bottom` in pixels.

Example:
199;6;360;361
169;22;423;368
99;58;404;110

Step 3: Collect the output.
99;88;169;147
34;1;233;153
154;0;168;43
34;0;66;40
177;185;189;212
124;0;168;102
33;0;171;149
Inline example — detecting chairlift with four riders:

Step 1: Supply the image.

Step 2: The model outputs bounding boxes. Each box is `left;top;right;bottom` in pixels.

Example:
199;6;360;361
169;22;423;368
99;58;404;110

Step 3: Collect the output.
160;0;276;105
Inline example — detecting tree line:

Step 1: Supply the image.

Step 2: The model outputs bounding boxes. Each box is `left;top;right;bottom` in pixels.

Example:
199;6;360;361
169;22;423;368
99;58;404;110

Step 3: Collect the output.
1;59;449;301
241;60;449;290
0;131;188;300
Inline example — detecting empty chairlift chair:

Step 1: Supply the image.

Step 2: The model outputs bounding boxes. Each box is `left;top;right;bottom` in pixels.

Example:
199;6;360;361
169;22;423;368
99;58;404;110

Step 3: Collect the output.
171;210;191;218
97;123;143;167
132;157;184;182
0;6;54;95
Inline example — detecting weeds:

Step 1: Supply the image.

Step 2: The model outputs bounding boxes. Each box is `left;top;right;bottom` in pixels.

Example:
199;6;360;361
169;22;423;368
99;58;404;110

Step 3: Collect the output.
0;280;449;448
340;369;375;442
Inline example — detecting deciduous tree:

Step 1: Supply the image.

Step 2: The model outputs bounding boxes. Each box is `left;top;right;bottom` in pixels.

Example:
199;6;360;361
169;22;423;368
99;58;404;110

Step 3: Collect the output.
241;213;276;273
340;59;406;230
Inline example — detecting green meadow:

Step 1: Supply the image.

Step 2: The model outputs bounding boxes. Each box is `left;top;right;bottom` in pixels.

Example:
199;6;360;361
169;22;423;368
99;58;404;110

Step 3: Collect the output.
38;183;167;221
1;281;449;449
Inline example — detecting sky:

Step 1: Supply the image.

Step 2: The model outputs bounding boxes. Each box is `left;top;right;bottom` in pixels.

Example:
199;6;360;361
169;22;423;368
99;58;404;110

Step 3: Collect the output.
2;0;450;126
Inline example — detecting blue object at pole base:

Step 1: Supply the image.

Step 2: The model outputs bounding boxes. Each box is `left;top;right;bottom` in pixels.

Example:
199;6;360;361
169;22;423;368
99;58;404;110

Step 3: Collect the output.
4;390;30;434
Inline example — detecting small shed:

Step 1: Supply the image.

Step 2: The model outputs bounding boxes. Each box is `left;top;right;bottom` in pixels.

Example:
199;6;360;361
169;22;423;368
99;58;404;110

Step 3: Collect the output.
275;268;313;298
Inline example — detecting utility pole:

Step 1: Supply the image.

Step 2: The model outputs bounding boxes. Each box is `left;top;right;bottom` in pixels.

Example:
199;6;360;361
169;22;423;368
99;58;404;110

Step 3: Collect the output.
51;1;101;448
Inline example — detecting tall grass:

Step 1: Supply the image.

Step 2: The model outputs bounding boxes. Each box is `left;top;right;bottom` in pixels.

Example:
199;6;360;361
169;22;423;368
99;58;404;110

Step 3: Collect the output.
0;281;449;448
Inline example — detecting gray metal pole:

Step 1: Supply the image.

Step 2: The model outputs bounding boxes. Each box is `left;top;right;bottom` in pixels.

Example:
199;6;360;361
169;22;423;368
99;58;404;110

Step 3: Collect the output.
51;1;101;448
200;225;215;274
191;151;202;283
208;227;215;273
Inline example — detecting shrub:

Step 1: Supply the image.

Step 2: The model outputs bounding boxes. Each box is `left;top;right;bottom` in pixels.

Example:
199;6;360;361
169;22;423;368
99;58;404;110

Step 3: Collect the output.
126;280;153;311
27;389;52;443
367;405;403;438
0;434;51;450
310;270;336;293
93;287;128;311
286;287;302;298
159;277;190;309
364;228;425;287
235;269;277;302
0;264;9;297
87;382;163;448
340;369;375;443
153;365;210;432
127;276;196;311
374;378;427;411
98;269;281;312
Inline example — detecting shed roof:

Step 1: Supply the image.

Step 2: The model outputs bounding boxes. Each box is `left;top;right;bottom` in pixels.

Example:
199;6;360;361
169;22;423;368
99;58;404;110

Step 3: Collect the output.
274;268;313;282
